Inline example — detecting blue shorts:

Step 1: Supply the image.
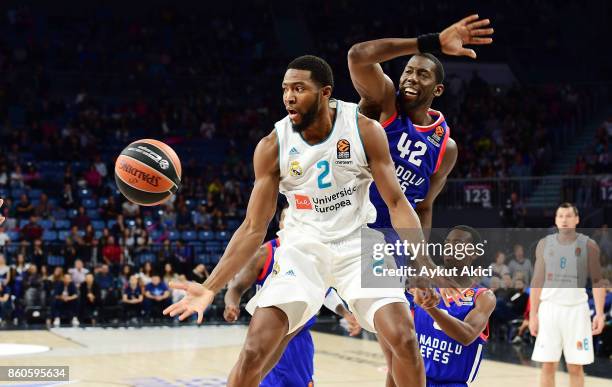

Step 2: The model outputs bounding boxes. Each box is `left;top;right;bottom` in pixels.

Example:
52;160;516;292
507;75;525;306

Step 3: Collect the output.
260;328;314;387
426;381;467;387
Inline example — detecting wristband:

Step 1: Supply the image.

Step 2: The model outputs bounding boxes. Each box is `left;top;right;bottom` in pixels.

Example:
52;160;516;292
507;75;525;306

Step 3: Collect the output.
417;33;441;54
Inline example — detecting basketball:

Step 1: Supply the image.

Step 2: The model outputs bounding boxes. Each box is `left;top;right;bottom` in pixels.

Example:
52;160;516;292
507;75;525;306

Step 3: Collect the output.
114;139;182;206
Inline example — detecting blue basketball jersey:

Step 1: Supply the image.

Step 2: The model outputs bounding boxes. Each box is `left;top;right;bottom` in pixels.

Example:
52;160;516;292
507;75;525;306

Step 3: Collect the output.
407;288;488;385
257;238;315;387
370;109;449;228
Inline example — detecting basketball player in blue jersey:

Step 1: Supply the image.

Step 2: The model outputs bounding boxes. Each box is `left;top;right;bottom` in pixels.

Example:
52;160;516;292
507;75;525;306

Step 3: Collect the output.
223;208;361;387
164;55;461;387
348;15;494;232
408;226;495;387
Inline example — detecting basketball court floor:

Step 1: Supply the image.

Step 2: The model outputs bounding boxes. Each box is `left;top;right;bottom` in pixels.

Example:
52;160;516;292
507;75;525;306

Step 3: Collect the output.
0;325;610;387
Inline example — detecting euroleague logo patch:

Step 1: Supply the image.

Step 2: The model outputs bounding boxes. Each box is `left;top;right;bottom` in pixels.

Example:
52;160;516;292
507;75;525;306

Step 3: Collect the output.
337;139;350;159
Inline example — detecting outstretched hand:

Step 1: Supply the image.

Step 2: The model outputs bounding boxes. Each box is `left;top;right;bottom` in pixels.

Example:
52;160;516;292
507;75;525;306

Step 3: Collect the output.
163;280;215;324
440;14;494;59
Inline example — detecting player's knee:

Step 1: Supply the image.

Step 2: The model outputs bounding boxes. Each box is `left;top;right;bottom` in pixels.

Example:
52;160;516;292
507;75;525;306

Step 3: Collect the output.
382;327;419;358
566;364;583;377
239;342;268;370
541;363;557;375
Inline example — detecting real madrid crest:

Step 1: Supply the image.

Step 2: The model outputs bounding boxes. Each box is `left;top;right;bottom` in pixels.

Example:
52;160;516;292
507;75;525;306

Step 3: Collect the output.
272;261;281;277
289;160;303;177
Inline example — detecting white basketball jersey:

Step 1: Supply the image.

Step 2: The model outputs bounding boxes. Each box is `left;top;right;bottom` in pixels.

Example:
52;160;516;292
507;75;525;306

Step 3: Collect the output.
540;233;589;305
276;99;376;242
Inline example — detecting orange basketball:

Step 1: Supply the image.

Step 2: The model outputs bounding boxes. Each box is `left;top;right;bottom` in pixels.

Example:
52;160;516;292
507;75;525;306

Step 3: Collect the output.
114;139;182;206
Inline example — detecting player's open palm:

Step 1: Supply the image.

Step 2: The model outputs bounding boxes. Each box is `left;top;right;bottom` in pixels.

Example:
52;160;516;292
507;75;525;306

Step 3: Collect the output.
163;281;214;324
440;14;494;59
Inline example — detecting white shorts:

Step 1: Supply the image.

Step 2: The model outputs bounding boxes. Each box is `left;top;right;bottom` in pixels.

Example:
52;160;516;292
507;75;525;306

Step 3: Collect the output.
531;301;594;365
246;228;408;334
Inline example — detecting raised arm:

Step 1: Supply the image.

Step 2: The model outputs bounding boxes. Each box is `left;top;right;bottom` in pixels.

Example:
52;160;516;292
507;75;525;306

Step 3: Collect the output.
223;244;269;322
348;15;493;121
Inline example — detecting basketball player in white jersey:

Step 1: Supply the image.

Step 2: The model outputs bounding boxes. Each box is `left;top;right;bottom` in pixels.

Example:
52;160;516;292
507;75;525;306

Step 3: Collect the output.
164;55;459;387
529;202;606;387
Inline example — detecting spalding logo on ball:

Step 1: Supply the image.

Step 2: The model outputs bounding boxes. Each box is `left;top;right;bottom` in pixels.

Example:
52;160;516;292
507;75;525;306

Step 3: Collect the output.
114;139;181;206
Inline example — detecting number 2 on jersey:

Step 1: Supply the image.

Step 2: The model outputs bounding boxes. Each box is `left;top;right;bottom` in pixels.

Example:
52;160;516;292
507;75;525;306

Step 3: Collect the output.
317;160;331;188
397;132;427;167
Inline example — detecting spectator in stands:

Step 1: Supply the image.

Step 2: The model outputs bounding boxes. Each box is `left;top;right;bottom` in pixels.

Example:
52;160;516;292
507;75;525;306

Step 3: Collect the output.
188;263;209;283
20;215;43;243
24;264;43;293
0;254;10;286
192;205;207;230
102;236;122;269
172;240;193;274
15;194;34;219
156;239;173;269
68;259;89;287
72;206;91;230
162;263;178;286
0;280;13;326
51;273;79;327
61;183;75;209
121;200;140;219
101;196;119;220
122;274;143;323
34;193;53;219
138;261;154;286
508;244;533;285
0;226;11;252
31;239;46;268
10;165;24;189
160;204;177;229
79;273;100;325
1;199;17;230
93;155;108;179
94;264;114;292
60;239;78;268
490;251;510;278
0;165;7;188
144;274;170;321
501;192;527;227
118;264;133;288
135;230;152;253
176;204;193;231
111;214;126;238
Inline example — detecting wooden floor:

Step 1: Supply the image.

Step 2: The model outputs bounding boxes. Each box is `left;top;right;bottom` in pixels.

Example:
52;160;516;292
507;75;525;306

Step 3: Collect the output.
0;326;609;387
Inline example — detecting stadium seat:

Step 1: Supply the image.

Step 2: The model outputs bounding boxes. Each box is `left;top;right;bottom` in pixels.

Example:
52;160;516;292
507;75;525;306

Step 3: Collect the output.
39;219;53;229
11;189;24;199
168;230;180;241
78;188;92;198
82;198;97;209
42;230;58;242
29;189;42;198
86;209;100;219
182;230;197;241
92;220;105;230
54;219;71;229
47;255;65;267
227;219;240;230
198;231;214;241
58;230;70;241
19;219;29;228
7;231;20;241
107;220;117;229
195;254;210;265
215;231;231;241
52;209;67;220
137;253;156;265
67;209;78;218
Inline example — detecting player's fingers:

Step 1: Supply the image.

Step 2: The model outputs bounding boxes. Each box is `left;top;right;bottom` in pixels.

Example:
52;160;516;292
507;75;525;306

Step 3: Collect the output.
197;309;204;325
165;303;185;317
178;308;193;321
471;27;494;37
168;281;188;291
460;14;480;25
459;48;477;59
467;19;490;30
468;37;493;45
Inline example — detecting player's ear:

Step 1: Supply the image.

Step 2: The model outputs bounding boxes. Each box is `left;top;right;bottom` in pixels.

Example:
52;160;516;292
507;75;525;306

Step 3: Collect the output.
321;85;333;99
433;84;444;97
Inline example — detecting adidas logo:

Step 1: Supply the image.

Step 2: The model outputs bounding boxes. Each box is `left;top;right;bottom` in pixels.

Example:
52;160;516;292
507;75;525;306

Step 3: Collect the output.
285;269;296;277
289;147;299;156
